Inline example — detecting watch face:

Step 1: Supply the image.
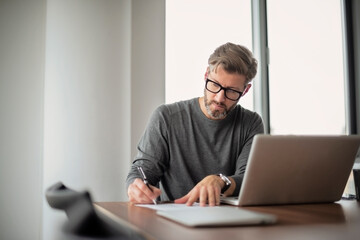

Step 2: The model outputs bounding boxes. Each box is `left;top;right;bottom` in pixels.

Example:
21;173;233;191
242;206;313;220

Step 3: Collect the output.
223;176;231;185
218;174;231;194
219;174;231;185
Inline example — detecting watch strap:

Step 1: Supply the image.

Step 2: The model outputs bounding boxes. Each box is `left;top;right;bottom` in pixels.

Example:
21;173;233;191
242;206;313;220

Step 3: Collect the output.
217;174;231;193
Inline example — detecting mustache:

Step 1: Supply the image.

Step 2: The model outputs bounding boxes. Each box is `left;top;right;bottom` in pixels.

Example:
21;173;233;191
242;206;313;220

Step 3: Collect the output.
209;100;226;108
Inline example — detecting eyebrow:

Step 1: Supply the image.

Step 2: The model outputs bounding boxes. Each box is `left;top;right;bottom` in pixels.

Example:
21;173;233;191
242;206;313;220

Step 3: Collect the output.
208;77;243;92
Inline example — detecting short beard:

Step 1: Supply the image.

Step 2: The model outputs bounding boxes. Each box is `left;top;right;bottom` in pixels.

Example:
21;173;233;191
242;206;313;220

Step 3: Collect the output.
204;90;236;120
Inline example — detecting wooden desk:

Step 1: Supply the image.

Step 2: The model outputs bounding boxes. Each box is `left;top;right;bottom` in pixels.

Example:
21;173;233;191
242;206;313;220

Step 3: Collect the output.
95;200;360;240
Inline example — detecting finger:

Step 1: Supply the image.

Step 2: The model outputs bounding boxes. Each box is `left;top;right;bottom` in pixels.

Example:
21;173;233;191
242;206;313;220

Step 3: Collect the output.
128;182;151;203
150;185;162;198
174;194;189;204
215;186;221;206
207;186;216;206
186;187;200;206
129;179;159;204
145;183;161;197
134;178;158;200
206;185;221;206
199;186;208;206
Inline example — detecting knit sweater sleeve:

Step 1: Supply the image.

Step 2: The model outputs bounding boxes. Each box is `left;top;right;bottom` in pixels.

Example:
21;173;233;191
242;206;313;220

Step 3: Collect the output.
125;104;170;191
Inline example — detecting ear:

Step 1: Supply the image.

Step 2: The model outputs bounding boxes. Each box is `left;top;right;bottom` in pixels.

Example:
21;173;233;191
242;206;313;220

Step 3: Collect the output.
242;83;252;96
204;67;210;80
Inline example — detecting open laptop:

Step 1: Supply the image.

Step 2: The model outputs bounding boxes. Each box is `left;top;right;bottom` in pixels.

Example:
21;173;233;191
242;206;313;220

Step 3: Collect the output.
221;135;360;206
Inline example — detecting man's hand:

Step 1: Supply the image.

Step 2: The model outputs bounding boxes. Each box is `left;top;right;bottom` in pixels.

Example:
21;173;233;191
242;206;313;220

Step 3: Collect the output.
127;178;161;204
174;175;224;206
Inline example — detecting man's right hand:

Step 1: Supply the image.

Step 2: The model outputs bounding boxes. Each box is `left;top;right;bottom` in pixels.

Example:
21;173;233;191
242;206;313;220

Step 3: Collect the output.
127;178;161;204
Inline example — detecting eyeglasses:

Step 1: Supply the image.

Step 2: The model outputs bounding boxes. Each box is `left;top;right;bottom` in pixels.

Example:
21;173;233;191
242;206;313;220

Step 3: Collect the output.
205;79;243;101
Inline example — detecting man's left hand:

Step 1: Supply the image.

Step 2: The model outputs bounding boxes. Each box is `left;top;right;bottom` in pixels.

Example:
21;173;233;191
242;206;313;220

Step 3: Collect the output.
174;175;223;206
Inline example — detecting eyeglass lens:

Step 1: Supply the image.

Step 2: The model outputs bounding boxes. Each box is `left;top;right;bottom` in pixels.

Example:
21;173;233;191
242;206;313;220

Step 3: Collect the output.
206;79;242;101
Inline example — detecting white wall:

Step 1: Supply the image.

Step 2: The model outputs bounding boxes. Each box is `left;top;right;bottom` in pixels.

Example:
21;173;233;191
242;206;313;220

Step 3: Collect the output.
0;1;46;239
131;0;165;159
0;0;165;239
42;0;132;238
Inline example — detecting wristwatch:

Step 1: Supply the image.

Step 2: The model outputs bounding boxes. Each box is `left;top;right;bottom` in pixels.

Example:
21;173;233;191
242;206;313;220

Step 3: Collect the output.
217;173;231;193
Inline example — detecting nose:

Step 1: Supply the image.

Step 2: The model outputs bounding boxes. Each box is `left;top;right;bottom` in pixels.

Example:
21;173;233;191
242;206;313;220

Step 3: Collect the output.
214;89;226;102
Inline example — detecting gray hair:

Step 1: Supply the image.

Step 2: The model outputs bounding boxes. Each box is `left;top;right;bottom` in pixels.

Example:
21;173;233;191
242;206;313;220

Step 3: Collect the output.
208;42;258;83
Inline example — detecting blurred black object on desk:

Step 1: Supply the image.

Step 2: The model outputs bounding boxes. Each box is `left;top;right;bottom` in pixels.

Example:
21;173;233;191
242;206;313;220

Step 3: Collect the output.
45;182;145;240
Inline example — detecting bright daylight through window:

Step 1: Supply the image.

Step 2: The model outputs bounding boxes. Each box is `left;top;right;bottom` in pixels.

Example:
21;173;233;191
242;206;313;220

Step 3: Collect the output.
166;0;253;110
267;0;346;134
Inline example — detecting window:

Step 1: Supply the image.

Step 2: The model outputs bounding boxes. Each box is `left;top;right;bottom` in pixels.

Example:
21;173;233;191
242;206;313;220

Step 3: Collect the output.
267;0;346;134
166;0;253;110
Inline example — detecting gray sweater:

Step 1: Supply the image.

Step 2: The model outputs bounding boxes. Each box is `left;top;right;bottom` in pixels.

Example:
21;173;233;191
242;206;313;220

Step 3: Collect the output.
126;98;264;201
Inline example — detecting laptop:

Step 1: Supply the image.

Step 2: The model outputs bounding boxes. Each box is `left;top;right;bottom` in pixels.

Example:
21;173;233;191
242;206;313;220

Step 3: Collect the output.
221;135;360;206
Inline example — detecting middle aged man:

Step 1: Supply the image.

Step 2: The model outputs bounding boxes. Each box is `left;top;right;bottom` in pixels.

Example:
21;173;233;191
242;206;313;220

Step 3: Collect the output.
126;42;264;206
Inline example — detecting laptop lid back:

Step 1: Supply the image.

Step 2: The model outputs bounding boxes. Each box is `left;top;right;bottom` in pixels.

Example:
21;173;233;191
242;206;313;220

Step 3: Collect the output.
238;135;360;206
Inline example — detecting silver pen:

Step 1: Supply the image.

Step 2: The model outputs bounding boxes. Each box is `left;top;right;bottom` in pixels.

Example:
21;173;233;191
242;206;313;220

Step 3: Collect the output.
137;166;157;205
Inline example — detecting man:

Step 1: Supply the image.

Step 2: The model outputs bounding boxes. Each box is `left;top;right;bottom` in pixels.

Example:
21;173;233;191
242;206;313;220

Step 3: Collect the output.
126;42;264;206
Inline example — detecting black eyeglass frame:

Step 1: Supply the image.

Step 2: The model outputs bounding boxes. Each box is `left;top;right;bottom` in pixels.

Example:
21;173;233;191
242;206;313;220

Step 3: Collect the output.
205;79;243;101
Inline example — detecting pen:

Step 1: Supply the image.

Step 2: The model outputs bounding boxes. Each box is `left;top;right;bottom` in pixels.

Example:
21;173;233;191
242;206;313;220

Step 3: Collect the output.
137;166;157;205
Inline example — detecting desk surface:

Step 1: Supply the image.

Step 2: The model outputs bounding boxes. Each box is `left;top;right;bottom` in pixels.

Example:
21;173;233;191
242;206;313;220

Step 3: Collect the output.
95;200;360;240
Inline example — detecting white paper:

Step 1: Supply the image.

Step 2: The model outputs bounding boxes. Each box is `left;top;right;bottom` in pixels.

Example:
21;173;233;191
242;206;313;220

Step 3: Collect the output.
135;202;208;211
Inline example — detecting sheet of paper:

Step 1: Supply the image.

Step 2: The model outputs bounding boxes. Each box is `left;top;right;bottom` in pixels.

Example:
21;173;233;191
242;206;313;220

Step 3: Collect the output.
136;203;209;211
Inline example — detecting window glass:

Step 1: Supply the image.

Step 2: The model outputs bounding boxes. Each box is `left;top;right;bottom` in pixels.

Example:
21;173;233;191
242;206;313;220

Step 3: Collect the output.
166;0;253;110
267;0;346;134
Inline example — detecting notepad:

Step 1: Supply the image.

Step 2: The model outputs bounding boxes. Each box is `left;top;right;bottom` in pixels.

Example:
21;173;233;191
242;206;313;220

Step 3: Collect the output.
156;206;276;227
136;203;201;211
